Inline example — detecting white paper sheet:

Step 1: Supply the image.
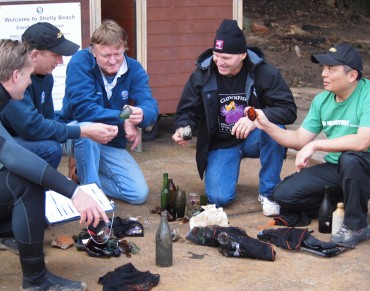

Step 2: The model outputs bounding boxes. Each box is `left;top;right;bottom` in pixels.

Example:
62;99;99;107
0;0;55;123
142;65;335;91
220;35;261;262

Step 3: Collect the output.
45;183;114;224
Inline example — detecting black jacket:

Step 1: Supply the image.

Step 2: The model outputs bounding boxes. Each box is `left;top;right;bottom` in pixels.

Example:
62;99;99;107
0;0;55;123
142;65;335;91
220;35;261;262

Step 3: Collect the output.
174;47;297;179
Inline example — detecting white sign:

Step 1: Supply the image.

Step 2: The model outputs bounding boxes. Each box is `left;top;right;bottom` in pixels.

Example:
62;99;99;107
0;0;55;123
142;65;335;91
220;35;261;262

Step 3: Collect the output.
0;2;82;110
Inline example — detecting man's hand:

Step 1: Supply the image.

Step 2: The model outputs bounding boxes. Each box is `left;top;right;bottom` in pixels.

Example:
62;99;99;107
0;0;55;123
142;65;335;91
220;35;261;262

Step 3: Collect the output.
81;123;118;144
295;142;316;172
244;107;270;130
231;116;255;139
124;120;141;150
172;127;190;145
126;106;144;125
71;188;109;227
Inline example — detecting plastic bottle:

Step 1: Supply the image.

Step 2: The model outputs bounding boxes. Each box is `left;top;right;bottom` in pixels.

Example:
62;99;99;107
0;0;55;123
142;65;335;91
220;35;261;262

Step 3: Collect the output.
160;173;170;211
318;185;333;233
155;211;173;267
331;202;345;235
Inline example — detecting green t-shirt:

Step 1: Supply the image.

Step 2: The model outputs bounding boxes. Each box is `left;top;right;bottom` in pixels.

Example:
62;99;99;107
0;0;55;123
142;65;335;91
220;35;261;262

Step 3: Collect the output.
302;78;370;164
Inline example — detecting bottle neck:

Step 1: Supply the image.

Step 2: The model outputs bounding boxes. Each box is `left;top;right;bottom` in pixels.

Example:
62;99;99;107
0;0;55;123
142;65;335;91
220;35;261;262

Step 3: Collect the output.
162;174;168;189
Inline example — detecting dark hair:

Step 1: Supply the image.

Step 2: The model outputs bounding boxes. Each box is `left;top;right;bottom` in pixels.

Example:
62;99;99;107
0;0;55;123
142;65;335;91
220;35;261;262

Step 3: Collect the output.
343;65;362;80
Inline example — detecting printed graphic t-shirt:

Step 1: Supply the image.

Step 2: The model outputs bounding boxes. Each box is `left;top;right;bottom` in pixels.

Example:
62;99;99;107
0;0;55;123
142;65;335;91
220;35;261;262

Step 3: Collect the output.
211;64;248;150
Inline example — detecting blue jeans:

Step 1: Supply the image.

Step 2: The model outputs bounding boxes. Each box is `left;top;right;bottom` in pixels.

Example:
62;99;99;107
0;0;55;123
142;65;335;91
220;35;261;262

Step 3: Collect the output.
13;137;62;169
205;126;286;207
74;138;148;204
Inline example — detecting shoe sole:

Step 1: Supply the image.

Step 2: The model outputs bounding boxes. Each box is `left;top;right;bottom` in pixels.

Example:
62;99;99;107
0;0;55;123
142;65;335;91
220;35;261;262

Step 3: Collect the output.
0;238;19;255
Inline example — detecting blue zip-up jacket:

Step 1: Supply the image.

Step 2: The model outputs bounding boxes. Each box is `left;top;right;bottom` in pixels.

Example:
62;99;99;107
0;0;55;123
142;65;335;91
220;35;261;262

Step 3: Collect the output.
57;48;159;149
175;47;297;179
0;74;80;141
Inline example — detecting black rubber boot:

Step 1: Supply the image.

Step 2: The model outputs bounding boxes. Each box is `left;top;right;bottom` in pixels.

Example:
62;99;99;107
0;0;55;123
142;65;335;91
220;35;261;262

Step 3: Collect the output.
21;268;87;291
18;241;87;291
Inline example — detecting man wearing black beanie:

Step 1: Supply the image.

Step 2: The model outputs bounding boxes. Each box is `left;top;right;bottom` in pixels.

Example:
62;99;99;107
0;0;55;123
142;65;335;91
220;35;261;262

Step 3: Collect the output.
173;19;297;216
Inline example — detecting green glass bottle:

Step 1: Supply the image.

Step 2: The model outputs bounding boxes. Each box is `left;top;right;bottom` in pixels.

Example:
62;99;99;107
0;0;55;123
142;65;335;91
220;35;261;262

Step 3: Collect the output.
160;173;170;211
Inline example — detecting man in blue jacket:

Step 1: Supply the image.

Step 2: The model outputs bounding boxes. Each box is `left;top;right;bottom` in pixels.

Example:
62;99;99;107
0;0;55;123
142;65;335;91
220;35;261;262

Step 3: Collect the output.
0;22;118;169
172;20;297;216
58;20;159;203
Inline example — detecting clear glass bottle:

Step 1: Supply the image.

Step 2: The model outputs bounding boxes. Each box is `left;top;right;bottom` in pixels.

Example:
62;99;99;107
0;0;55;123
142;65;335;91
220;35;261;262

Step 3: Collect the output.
331;202;345;235
187;192;200;217
160;173;170;211
155;211;173;267
318;185;333;233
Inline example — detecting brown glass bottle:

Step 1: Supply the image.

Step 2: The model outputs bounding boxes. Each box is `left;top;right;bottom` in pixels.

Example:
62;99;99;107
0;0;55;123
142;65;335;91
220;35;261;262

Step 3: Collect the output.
174;185;186;218
318;185;333;233
155;211;173;267
160;173;170;211
168;178;176;211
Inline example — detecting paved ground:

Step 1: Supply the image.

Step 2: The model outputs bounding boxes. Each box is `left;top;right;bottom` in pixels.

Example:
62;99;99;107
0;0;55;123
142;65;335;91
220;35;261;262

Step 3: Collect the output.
1;88;369;290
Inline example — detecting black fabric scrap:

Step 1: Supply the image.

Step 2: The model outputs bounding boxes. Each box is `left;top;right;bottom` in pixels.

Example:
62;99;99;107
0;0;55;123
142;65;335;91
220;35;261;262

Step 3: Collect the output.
257;227;309;250
98;262;160;291
187;225;275;261
273;210;311;227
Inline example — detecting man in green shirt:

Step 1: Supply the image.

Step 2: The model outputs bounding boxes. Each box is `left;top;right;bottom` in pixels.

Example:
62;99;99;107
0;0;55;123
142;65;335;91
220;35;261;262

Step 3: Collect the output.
248;43;370;246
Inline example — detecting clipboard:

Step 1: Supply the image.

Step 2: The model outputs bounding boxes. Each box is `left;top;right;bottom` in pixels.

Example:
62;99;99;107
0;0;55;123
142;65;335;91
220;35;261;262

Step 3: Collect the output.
45;183;115;225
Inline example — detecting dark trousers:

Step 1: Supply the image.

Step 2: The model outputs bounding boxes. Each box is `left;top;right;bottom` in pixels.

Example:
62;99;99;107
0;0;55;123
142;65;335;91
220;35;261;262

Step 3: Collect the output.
272;151;370;230
0;168;46;273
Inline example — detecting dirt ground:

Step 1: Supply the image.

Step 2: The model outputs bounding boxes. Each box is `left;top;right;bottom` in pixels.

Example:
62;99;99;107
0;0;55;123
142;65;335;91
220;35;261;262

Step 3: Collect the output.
244;0;370;88
1;115;369;291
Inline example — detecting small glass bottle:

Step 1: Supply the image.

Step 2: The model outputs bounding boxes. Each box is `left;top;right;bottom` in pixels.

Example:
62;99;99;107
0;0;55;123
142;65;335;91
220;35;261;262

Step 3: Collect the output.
160;173;170;211
318;185;333;233
155;211;173;267
174;186;186;218
331;202;345;235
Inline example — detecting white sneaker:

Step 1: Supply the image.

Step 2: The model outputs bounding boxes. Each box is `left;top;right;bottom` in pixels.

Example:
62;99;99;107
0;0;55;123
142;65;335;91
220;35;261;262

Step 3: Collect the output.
258;194;280;217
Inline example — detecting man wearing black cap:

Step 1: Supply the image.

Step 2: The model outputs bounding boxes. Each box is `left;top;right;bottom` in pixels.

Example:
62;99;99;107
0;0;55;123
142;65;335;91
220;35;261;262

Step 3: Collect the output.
0;22;117;170
172;19;297;216
250;43;370;246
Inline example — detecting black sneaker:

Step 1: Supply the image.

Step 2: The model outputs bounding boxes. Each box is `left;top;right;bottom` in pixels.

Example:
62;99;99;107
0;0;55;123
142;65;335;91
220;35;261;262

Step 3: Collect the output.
330;224;370;246
21;269;87;291
0;237;19;255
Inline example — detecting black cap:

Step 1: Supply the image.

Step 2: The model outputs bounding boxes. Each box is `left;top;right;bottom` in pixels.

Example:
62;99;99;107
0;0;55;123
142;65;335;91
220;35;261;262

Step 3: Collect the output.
213;19;247;54
311;43;363;72
22;22;79;56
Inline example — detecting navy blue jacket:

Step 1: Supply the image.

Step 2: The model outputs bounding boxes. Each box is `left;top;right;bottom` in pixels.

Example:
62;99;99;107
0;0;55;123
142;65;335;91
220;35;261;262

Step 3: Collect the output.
0;74;80;141
0;83;77;198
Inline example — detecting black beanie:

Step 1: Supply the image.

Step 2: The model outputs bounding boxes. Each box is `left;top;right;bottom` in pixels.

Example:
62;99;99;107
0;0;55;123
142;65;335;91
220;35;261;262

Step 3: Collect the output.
213;19;247;54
